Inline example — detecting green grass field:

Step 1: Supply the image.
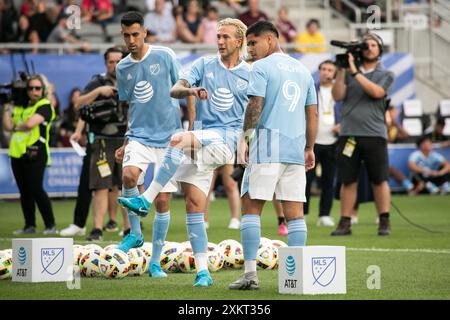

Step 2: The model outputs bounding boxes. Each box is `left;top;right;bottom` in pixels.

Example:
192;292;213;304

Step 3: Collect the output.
1;195;450;300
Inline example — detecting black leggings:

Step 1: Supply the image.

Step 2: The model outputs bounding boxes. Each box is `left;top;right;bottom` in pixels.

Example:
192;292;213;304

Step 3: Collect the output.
73;144;92;228
304;143;337;216
11;148;55;229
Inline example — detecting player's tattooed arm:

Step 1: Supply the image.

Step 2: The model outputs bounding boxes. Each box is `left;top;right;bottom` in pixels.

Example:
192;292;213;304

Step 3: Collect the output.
243;96;264;133
171;79;208;100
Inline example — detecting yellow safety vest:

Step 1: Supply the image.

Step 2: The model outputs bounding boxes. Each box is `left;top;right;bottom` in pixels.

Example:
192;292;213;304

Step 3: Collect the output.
9;98;55;165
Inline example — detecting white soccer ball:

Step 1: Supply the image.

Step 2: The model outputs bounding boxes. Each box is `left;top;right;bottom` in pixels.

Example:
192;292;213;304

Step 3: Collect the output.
0;249;12;259
79;248;103;277
218;239;244;269
140;242;152;260
0;256;13;280
256;243;277;270
259;237;272;248
180;241;192;252
207;242;218;252
103;244;118;252
270;240;286;269
83;244;103;254
128;248;148;276
207;250;224;272
160;243;183;273
175;250;196;273
100;249;130;279
73;245;85;266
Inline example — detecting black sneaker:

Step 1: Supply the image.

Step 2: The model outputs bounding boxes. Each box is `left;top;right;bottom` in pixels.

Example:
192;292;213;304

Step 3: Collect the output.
13;226;36;235
330;217;352;236
87;228;103;241
122;228;131;238
378;216;391;236
103;220;118;232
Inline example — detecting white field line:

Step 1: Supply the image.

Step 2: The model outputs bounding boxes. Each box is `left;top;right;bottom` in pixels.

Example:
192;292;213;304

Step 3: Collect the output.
1;238;450;254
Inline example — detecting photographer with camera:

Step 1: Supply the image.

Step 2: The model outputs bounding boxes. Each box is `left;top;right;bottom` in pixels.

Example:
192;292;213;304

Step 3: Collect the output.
59;47;130;241
2;74;57;235
330;33;394;236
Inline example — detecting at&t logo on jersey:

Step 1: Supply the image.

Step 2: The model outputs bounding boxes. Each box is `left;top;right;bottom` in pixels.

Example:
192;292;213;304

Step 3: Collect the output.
134;81;154;103
211;88;234;112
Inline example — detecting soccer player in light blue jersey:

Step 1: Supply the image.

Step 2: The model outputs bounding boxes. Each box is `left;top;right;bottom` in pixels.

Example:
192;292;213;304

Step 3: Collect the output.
114;12;182;279
118;18;250;287
229;21;318;290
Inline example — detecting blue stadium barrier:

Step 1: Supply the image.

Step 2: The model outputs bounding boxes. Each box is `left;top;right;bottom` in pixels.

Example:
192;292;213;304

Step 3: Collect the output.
0;53;415;110
0;145;448;198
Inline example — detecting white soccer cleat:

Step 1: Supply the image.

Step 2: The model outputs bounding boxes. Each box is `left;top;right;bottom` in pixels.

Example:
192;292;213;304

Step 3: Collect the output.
317;216;335;227
60;224;86;237
228;218;241;230
204;221;210;229
351;216;359;225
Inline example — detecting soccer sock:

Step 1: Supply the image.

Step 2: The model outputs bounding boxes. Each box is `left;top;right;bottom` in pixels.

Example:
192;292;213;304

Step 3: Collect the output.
241;214;260;271
143;147;184;203
149;211;170;266
194;252;208;273
122;186;141;236
379;212;390;219
287;218;307;246
278;216;285;226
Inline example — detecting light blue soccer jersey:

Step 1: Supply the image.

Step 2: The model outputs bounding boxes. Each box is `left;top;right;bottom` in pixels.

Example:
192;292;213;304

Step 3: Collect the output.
183;55;250;150
116;45;182;147
409;150;445;171
247;52;317;165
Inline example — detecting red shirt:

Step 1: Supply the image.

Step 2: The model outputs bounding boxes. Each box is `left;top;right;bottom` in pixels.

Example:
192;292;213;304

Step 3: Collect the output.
238;10;269;27
81;0;113;12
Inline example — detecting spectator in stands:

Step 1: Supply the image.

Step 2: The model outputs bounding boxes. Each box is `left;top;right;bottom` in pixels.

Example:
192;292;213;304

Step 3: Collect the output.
202;5;218;44
429;117;450;148
275;5;297;44
46;12;90;53
176;0;204;43
28;3;60;53
408;135;450;194
144;0;176;43
294;19;327;53
237;0;268;27
81;0;114;29
16;14;30;43
57;88;81;147
20;0;39;18
0;0;18;46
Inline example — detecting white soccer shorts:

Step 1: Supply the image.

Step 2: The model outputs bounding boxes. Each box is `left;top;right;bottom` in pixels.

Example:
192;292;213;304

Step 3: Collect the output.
241;163;307;202
122;140;178;192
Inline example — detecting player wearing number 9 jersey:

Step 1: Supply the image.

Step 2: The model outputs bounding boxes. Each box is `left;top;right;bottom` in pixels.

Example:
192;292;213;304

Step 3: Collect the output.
229;21;318;290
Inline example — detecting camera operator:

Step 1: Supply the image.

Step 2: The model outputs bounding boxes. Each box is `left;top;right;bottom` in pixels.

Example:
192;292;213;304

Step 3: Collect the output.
330;33;394;236
2;74;57;235
60;47;130;241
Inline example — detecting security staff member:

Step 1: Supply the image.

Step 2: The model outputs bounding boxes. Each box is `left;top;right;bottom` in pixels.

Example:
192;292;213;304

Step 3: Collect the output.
2;74;57;235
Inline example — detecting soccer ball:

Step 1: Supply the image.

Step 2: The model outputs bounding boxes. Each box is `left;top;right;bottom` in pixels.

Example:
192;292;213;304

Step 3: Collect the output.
83;244;103;254
180;241;192;252
0;256;12;280
128;248;148;276
0;249;12;259
218;239;244;269
140;242;152;259
207;250;224;272
73;245;85;266
175;250;196;273
256;243;277;270
160;243;183;273
100;249;130;279
271;239;287;249
207;242;218;252
259;237;272;248
79;249;103;277
103;244;118;252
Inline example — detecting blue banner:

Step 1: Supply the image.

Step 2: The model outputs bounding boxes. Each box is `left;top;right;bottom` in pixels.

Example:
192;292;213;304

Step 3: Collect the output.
0;145;449;198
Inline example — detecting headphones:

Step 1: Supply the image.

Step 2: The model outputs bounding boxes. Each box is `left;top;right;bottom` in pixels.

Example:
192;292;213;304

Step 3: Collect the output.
363;32;384;57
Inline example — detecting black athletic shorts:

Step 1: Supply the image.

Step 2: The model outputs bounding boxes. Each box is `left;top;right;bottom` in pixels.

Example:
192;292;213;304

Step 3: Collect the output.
89;137;124;190
336;136;389;185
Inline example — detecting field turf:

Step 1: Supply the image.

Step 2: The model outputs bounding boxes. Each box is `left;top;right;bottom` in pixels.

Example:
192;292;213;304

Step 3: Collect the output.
0;195;449;300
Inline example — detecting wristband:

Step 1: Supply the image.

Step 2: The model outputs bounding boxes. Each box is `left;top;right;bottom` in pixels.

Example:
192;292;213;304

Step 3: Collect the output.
351;71;360;77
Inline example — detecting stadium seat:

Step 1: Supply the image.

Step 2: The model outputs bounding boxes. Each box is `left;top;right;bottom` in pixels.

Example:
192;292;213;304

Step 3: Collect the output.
438;99;450;137
401;99;425;141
